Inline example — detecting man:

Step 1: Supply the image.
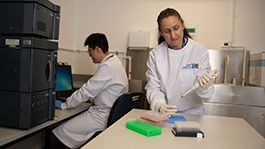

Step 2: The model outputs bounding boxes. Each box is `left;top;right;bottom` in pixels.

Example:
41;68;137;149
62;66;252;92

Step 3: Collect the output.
52;33;128;148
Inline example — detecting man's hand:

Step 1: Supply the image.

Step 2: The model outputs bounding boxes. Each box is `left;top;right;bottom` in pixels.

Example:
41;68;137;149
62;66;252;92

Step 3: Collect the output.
55;100;62;109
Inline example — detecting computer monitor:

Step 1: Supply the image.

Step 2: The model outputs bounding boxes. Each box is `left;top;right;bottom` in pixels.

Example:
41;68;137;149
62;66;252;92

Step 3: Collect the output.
55;64;73;94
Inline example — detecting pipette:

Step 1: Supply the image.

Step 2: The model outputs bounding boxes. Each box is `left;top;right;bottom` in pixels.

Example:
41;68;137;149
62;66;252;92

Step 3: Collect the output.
181;69;219;98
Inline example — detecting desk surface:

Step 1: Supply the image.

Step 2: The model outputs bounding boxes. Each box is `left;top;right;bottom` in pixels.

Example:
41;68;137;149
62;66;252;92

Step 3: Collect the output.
82;109;265;149
0;103;91;147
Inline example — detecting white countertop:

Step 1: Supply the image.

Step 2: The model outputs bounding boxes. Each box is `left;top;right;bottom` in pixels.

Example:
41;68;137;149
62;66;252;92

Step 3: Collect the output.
82;109;265;149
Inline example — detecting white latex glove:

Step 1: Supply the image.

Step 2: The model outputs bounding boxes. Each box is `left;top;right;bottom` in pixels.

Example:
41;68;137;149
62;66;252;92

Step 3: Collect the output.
198;73;214;90
154;102;177;115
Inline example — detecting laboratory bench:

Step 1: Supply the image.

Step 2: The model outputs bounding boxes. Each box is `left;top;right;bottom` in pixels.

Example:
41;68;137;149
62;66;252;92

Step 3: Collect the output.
203;84;265;138
0;102;91;148
128;80;265;138
82;109;265;149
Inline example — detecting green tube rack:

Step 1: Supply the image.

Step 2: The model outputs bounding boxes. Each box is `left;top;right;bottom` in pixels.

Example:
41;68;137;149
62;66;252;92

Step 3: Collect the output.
126;120;162;137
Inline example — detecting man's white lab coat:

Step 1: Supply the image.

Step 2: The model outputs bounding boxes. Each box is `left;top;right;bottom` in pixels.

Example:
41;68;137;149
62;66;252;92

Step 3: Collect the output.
53;54;128;148
145;39;214;115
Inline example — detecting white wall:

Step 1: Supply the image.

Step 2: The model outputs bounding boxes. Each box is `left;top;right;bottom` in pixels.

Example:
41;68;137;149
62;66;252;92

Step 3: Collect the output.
50;0;265;74
234;0;265;53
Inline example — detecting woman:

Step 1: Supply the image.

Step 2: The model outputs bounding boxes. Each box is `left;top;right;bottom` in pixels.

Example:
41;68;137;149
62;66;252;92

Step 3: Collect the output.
145;8;214;115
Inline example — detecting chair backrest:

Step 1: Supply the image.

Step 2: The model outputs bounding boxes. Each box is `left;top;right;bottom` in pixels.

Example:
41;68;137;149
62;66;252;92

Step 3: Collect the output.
80;92;146;147
107;92;146;127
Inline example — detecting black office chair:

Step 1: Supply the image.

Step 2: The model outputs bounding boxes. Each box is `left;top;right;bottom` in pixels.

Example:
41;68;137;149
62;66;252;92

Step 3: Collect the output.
107;91;146;126
81;92;146;146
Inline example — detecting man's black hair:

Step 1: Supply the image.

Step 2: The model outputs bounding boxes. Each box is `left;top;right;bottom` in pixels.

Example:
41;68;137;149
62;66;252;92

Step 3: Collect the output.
84;33;109;53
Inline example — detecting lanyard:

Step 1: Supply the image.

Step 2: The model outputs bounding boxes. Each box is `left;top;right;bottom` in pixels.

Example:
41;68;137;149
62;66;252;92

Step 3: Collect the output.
182;37;188;48
102;54;114;63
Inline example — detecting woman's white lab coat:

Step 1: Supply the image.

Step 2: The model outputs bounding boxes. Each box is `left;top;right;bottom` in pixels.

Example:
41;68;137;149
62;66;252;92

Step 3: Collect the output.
53;54;128;148
145;38;214;115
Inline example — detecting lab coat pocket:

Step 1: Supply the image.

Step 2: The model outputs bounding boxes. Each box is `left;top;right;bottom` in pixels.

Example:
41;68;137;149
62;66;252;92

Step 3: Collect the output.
180;69;198;92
